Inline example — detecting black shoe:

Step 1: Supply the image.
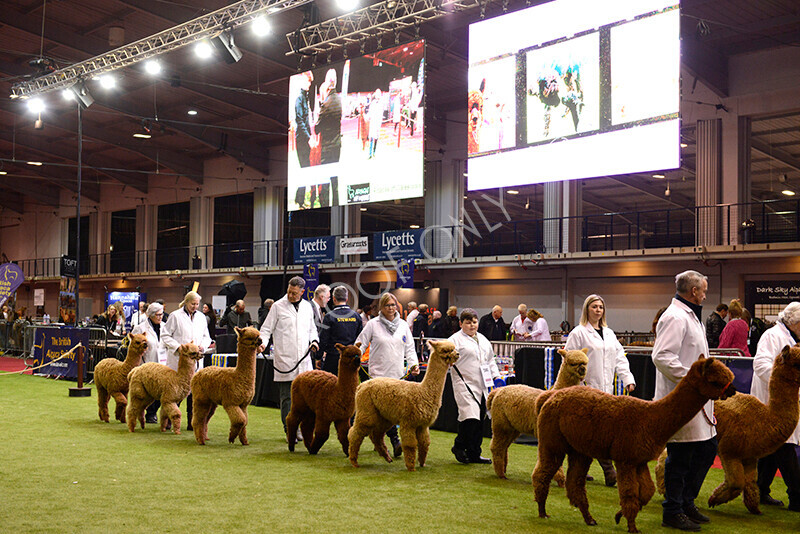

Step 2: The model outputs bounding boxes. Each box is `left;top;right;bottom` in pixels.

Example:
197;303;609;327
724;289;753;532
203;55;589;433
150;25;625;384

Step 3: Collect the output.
452;446;470;464
390;437;402;458
684;505;709;524
469;456;492;464
145;416;158;424
662;513;701;531
761;495;784;506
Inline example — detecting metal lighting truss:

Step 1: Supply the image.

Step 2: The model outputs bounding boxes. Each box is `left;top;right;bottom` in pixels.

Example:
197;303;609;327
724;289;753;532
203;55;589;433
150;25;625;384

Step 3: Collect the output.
286;0;483;55
10;0;314;99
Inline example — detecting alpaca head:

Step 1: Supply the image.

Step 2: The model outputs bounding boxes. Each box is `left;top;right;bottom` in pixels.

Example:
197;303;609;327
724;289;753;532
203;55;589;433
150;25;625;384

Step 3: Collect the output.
428;339;459;366
127;333;148;356
557;348;588;383
690;355;736;400
773;344;800;385
178;342;203;362
235;326;263;350
335;342;362;372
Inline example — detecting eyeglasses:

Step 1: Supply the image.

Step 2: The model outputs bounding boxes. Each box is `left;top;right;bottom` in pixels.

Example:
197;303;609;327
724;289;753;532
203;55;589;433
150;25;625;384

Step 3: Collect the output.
383;303;397;307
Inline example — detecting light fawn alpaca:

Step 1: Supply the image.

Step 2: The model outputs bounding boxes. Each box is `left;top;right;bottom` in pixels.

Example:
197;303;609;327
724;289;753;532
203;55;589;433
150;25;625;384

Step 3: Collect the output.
190;327;261;445
94;333;148;423
126;342;203;434
287;343;362;455
487;348;588;480
348;339;459;471
533;356;736;533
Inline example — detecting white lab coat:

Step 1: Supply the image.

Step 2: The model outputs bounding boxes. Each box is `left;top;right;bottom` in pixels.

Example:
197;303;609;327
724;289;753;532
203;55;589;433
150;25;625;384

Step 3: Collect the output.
751;321;800;445
565;323;634;393
260;296;319;382
130;311;146;327
530;317;551;341
652;298;715;443
448;330;500;421
161;308;211;372
510;315;534;341
356;317;418;379
132;319;168;365
406;309;419;328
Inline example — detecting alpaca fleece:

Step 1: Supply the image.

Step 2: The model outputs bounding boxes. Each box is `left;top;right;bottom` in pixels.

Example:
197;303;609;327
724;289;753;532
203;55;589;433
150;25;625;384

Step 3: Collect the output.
126;342;203;434
287;343;362;455
94;333;148;424
487;348;588;481
190;327;262;445
533;356;736;533
348;339;459;471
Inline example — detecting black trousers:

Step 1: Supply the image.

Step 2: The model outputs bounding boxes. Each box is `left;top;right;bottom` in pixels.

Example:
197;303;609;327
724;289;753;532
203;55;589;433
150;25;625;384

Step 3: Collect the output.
757;443;800;506
146;400;160;419
453;399;487;460
662;436;718;516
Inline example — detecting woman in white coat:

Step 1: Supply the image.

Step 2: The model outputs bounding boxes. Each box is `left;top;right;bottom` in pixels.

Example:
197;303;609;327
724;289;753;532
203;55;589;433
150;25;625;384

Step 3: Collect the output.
448;308;501;464
355;292;419;457
132;302;168;423
161;291;212;429
565;294;635;486
527;308;552;341
752;301;800;510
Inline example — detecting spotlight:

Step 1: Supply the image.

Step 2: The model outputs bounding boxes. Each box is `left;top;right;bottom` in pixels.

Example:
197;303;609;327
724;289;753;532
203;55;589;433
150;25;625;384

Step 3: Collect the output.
26;98;45;114
782;189;796;197
252;15;270;36
187;109;198;116
195;40;214;59
144;60;162;75
409;224;420;229
27;161;43;166
210;30;242;64
337;0;358;11
62;89;75;101
97;74;116;89
67;80;95;109
506;189;519;195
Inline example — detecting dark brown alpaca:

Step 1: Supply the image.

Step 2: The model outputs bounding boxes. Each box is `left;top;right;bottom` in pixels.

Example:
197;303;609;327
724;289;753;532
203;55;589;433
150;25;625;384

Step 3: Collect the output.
532;356;736;533
287;343;362;455
94;333;148;423
190;327;262;445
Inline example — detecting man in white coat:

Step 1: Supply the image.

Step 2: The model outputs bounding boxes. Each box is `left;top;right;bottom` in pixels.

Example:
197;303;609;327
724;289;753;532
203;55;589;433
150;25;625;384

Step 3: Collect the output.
132;302;168;423
652;270;715;531
259;276;319;432
161;291;212;430
752;301;800;510
448;308;502;464
510;303;532;341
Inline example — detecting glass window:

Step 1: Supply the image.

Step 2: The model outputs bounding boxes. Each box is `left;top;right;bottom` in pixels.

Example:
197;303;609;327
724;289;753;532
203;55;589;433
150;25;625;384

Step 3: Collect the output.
213;193;254;268
157;202;190;271
110;209;136;273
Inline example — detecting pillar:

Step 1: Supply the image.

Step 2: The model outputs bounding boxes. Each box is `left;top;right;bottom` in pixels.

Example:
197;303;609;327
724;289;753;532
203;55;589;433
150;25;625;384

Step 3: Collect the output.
696;118;722;246
721;115;751;244
189;196;212;269
135;204;157;272
254;186;283;267
424;159;462;259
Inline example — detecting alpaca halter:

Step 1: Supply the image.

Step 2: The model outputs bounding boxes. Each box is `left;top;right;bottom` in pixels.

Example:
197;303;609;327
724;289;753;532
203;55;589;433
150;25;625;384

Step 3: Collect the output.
701;380;732;426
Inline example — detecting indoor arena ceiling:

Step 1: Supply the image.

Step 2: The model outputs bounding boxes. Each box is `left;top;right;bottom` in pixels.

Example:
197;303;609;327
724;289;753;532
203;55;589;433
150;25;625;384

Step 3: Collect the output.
0;0;799;217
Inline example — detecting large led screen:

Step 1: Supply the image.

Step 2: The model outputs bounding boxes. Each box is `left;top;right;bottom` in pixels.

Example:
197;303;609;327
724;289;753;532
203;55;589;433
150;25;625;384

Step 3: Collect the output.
288;41;425;210
467;0;680;191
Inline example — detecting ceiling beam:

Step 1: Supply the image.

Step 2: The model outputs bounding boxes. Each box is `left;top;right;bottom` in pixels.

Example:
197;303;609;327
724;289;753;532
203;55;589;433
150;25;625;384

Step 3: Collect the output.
0;189;25;214
0;176;61;207
680;19;728;98
607;175;693;211
751;138;800;173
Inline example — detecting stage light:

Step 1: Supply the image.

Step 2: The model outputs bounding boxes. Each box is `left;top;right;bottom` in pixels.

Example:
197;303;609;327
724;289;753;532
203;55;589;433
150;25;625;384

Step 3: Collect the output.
359;207;367;211
782;189;796;196
252;15;271;36
187;109;198;116
26;98;45;114
680;143;688;148
27;161;43;166
410;224;420;229
652;174;665;179
210;30;242;64
133;133;151;139
144;60;162;75
506;189;519;195
62;89;75;101
195;40;214;59
337;0;358;11
0;171;7;175
67;80;95;109
97;74;116;89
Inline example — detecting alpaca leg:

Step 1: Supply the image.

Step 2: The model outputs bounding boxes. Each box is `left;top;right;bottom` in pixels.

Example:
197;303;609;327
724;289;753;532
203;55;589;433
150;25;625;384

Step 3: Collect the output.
203;404;217;442
192;398;211;445
532;446;567;519
348;422;368;468
111;392;128;423
417;427;431;468
637;463;655;508
614;463;641;533
159;403;171;432
490;430;519;479
309;418;331;455
236;404;249;445
708;457;745;509
370;427;392;463
224;404;247;445
300;414;316;451
96;384;110;422
286;409;301;451
333;418;350;456
742;459;762;515
565;452;596;526
125;395;146;433
398;425;418;471
163;402;181;434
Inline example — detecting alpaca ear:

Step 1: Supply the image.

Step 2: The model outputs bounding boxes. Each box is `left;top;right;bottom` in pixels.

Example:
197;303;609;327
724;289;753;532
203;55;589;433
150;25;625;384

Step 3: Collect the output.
557;349;566;357
335;343;344;354
355;342;362;349
581;348;588;354
777;345;792;364
428;339;439;351
697;353;706;360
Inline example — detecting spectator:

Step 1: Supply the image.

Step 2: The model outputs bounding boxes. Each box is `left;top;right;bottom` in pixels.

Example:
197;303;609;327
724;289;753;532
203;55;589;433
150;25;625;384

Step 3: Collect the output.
478;306;508;341
718;299;751;357
202;302;217;341
412;303;430;338
430;310;448;338
752;301;800;510
311;284;331;330
220;300;252;335
130;301;147;328
406;301;419;327
257;298;274;329
319;286;363;374
705;303;728;348
444;306;460;337
651;270;716;531
527;308;552;341
510;303;533;340
359;304;372;326
96;305;124;337
155;299;169;322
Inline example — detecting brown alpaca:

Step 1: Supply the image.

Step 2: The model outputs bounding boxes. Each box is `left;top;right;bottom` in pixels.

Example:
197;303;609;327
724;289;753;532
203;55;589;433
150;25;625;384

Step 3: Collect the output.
125;343;203;434
487;348;588;480
348;339;459;471
533;356;736;533
287;343;362;455
190;326;262;445
94;333;148;423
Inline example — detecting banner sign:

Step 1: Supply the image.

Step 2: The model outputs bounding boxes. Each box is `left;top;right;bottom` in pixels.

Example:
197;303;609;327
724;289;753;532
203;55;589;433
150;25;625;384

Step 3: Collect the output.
339;236;369;256
303;264;320;301
396;260;415;289
30;327;90;379
294;236;336;264
374;229;424;261
0;263;24;308
106;291;143;331
744;280;800;321
60;256;78;278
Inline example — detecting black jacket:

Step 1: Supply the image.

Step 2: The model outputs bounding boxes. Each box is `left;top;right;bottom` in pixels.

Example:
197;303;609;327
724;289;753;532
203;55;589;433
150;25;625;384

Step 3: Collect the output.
319;305;363;374
478;313;508;341
705;311;726;348
220;308;252;335
412;312;430;338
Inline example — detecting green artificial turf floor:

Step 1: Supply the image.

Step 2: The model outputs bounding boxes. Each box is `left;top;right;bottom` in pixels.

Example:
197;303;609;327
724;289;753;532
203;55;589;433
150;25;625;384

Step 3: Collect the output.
1;373;798;533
